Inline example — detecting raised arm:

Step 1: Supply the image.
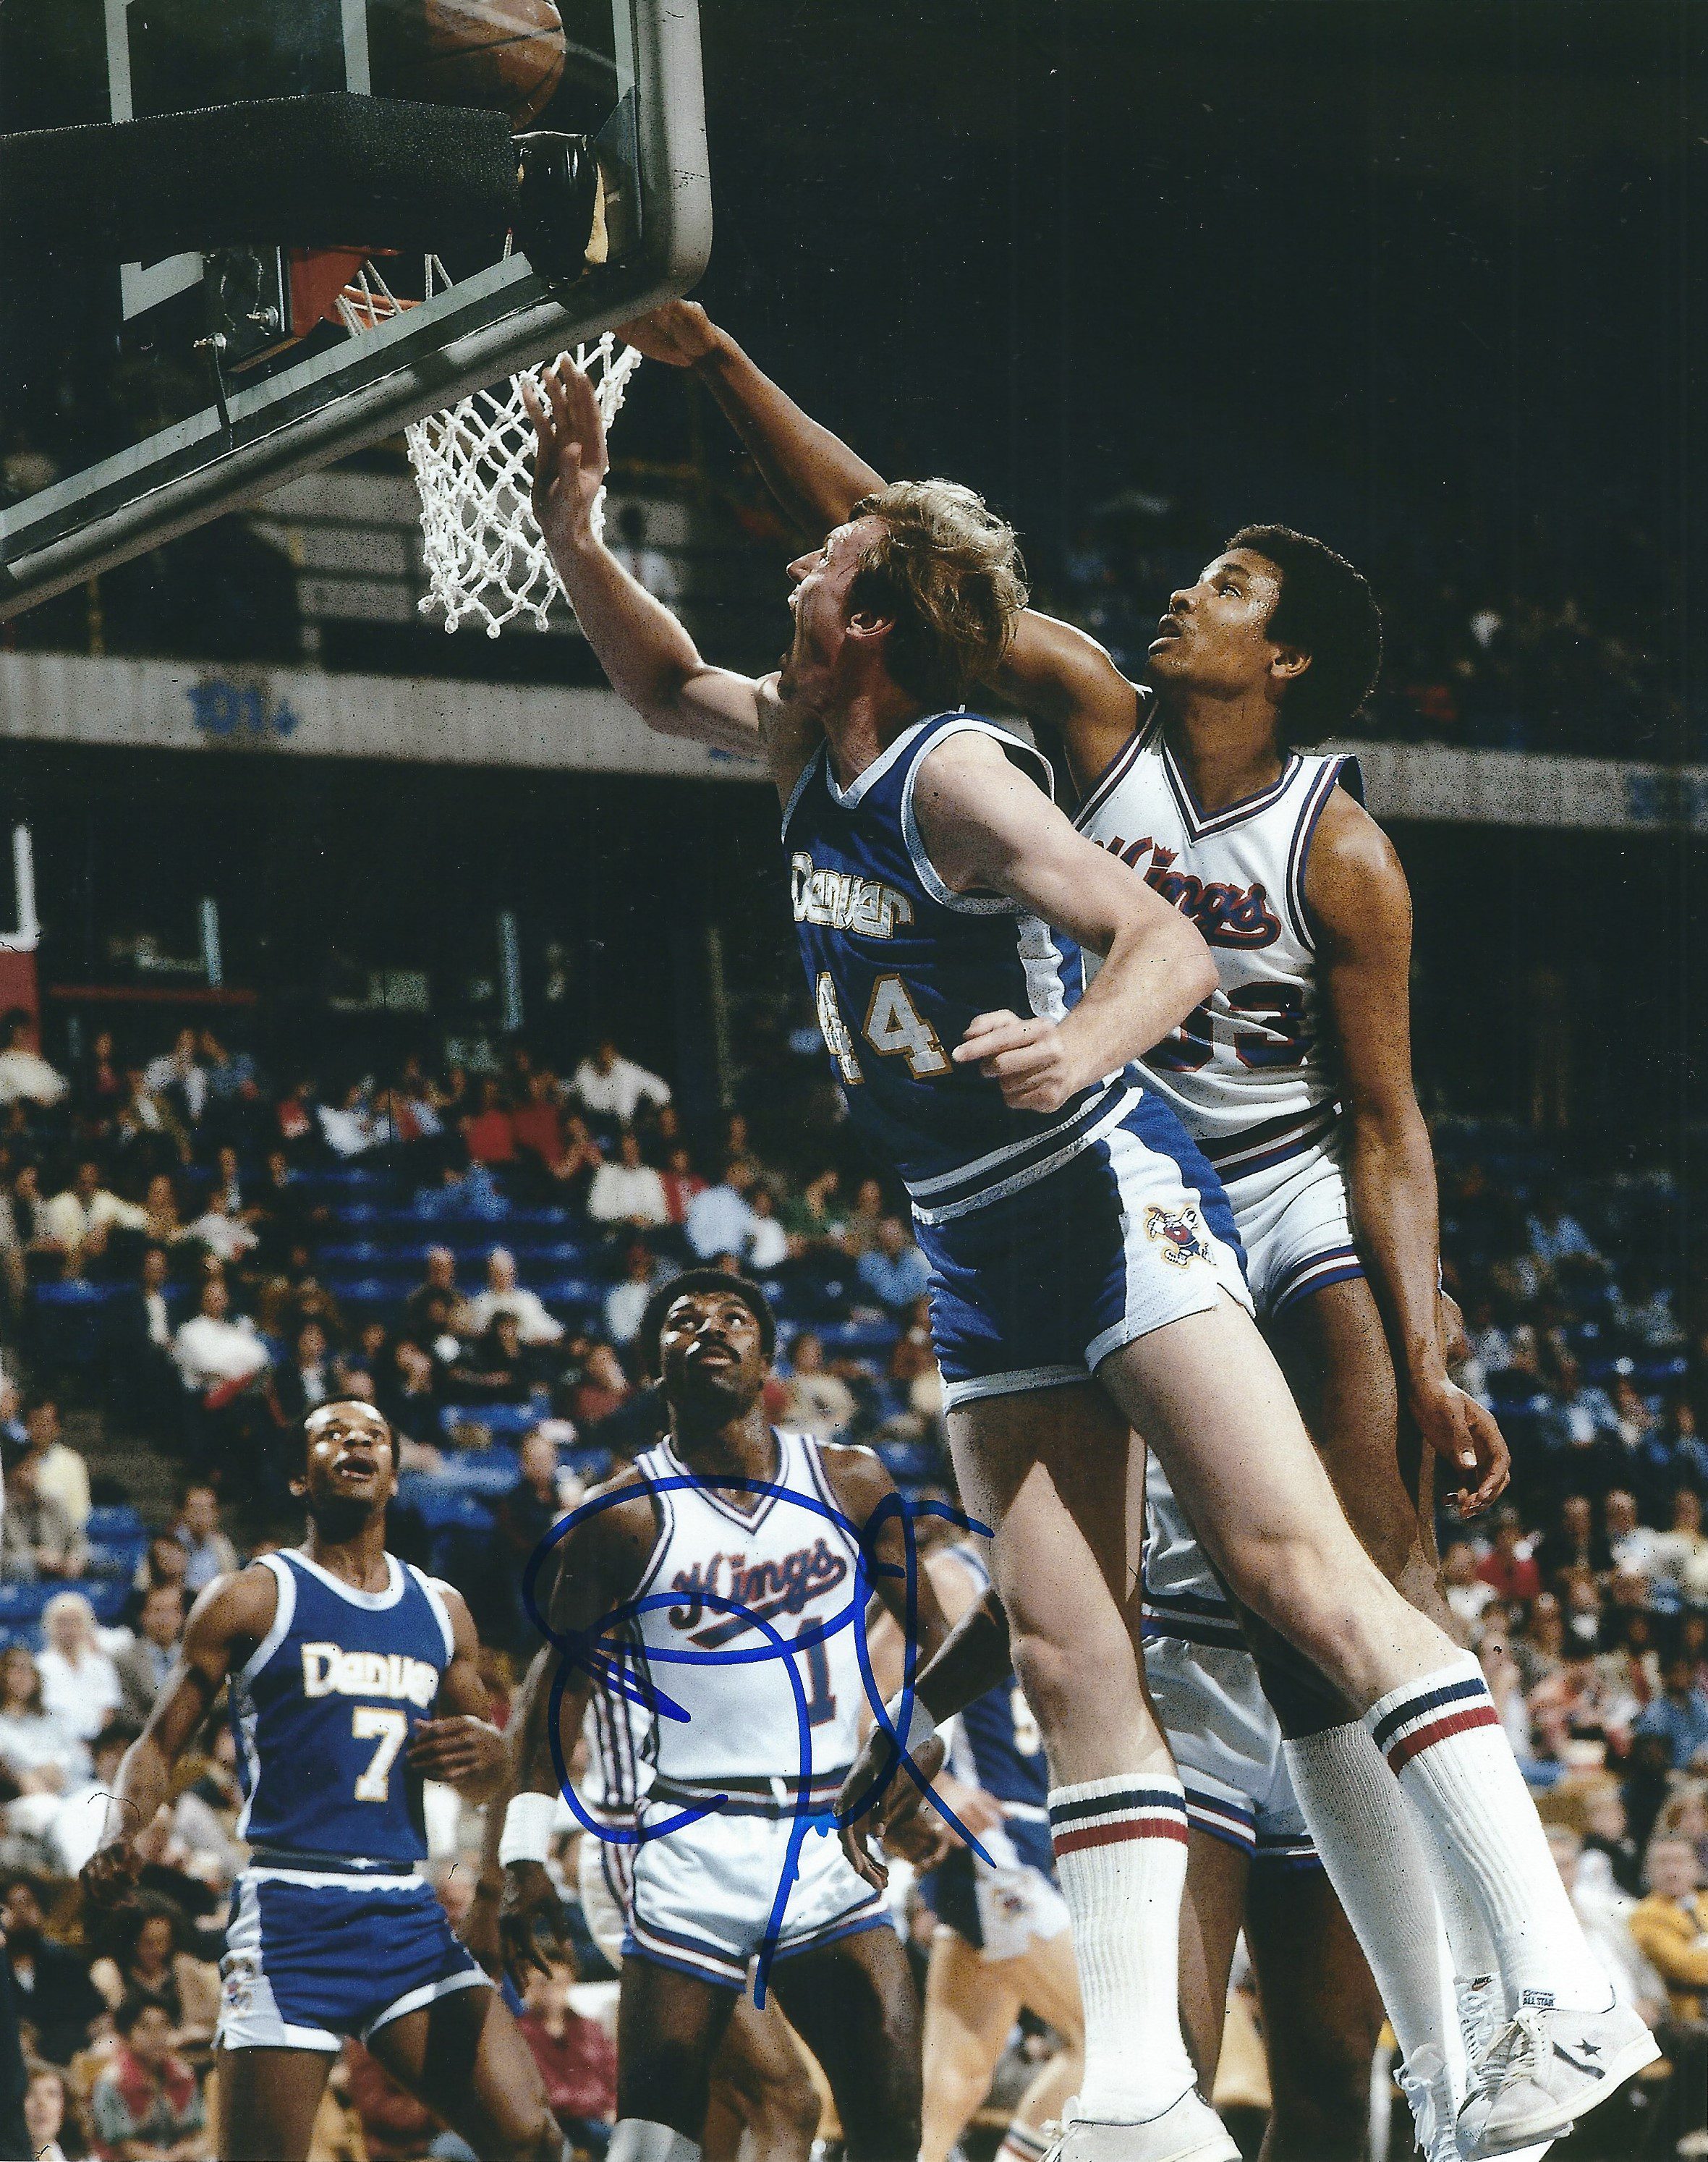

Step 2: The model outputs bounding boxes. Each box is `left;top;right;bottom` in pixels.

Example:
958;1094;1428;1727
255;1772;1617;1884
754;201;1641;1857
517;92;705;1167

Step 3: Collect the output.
522;358;816;799
80;1564;276;1907
914;730;1218;1108
1308;789;1508;1514
621;302;1144;789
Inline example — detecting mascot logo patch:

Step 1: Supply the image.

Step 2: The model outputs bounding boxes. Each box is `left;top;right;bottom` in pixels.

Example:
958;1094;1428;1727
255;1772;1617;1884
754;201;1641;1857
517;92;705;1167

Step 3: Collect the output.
1145;1205;1212;1268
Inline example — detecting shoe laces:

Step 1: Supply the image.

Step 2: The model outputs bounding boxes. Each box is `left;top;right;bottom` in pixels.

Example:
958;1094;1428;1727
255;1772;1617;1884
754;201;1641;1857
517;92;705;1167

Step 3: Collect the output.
1456;1975;1503;2085
1397;2047;1459;2162
1479;2004;1552;2095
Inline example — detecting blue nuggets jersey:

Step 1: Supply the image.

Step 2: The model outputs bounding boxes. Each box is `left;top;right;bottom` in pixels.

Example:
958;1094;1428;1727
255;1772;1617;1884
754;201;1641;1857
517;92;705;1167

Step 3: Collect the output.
786;713;1134;1213
940;1544;1050;1827
232;1551;455;1868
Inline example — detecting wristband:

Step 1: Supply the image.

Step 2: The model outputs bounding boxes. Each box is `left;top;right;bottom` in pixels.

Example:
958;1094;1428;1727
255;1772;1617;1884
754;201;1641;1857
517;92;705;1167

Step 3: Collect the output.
498;1790;558;1867
883;1690;938;1759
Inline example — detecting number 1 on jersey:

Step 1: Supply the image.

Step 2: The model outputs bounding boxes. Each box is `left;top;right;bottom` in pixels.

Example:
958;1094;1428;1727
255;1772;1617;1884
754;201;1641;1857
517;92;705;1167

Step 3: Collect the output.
352;1707;408;1802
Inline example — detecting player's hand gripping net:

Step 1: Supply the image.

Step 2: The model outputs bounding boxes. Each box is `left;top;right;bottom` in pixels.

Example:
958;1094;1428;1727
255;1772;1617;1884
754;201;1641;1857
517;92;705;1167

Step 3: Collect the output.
405;331;641;637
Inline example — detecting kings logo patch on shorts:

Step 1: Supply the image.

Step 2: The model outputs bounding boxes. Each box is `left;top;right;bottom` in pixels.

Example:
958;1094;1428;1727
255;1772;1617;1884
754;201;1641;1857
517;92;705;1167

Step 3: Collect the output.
1145;1203;1212;1268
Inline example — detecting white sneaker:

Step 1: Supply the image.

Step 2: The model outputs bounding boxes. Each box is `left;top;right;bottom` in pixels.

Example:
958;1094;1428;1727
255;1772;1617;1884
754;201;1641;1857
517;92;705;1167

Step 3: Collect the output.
1457;1995;1660;2158
1041;2092;1240;2162
1453;1977;1564;2161
1397;2045;1461;2162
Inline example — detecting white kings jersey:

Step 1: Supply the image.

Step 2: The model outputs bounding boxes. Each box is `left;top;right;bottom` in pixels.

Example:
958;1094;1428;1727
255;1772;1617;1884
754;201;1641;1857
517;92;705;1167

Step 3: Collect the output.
1074;692;1362;1185
621;1430;871;1803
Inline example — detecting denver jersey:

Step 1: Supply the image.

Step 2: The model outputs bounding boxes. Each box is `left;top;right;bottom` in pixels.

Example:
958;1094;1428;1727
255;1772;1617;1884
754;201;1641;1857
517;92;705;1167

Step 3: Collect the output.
786;713;1136;1220
1075;692;1361;1184
232;1550;455;1868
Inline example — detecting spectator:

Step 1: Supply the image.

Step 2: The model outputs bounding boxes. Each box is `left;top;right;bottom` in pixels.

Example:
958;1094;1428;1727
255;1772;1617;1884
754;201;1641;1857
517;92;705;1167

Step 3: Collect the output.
36;1593;122;1744
460;1249;564;1348
843;1177;886;1255
510;1070;566;1176
1633;1653;1708;1771
139;1176;190;1255
1512;1590;1566;1690
604;1245;659;1349
1536;1492;1608;1586
23;2064;72;2162
684;1161;756;1263
780;1333;857;1441
115;1586;184;1728
1442;1540;1498;1637
7;1165;65;1283
1582;1782;1645;1898
570;1038;671;1127
90;1903;219;2057
17;1401;91;1535
269;1322;336;1428
586;1131;668;1234
0;1646;87;1799
0;1012;66;1109
516;1959;619;2145
745;1187;789;1273
143;1027;207;1132
552;1114;605;1206
318;1081;385;1160
1649;1486;1708;1606
50;1719;143;1877
1;1455;88;1583
447;1315;542;1408
40;1162;148;1279
1628;1836;1708;2019
1;1876;106;2066
462;1077;516;1167
658;1143;705;1228
781;1167;847;1251
111;1249;182;1431
184;1188;256;1269
1605;1487;1665;1581
170;1276;271;1397
404;1247;464;1341
171;1488;237;1596
116;1071;190;1171
88;1995;208;2159
856;1216;932;1315
197;1030;262;1143
1543;1826;1662;2017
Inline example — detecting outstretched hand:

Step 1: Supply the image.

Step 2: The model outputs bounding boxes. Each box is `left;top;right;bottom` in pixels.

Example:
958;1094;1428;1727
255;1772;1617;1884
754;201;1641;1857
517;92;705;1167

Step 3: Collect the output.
519;356;609;549
614;300;721;369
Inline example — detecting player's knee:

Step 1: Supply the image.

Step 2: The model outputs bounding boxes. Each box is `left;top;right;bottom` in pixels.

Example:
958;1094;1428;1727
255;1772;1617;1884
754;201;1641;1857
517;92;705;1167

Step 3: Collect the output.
1227;1533;1367;1675
725;2058;819;2148
619;2035;713;2136
843;2060;921;2162
1009;1611;1138;1742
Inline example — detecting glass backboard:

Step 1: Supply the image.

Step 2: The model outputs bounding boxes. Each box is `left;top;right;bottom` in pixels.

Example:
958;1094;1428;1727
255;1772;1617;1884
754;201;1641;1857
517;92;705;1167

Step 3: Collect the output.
0;0;709;617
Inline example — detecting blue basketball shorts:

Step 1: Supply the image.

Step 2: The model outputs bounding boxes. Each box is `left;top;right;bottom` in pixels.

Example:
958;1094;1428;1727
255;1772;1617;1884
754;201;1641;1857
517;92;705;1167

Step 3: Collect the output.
912;1082;1252;1408
216;1867;488;2052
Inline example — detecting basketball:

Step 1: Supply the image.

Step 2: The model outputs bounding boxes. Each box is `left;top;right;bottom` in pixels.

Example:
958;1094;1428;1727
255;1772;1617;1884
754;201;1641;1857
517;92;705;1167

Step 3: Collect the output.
369;0;569;130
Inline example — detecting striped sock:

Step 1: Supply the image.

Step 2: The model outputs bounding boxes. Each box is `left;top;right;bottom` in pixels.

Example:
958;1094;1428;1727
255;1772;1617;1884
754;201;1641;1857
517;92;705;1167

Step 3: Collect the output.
1365;1657;1609;2011
997;2119;1052;2162
1048;1774;1196;2119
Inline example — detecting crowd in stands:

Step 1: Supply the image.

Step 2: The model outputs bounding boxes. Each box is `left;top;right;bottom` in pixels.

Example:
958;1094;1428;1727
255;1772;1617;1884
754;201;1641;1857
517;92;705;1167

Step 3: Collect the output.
0;1002;1704;2153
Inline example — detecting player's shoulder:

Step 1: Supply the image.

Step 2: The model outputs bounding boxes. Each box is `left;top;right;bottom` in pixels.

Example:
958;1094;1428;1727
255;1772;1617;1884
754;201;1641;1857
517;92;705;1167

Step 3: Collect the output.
808;1437;897;1514
186;1556;284;1656
1306;775;1405;892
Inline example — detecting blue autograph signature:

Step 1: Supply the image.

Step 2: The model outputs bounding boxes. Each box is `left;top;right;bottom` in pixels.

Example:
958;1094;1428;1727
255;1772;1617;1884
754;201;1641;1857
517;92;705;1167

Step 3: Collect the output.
522;1472;993;2003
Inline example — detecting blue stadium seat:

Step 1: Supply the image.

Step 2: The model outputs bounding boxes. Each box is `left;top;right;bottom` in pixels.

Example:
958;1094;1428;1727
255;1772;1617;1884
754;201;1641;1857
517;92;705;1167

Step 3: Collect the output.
0;1584;51;1624
431;1450;522;1498
31;1280;122;1368
817;1318;900;1357
86;1504;145;1542
438;1401;549;1440
396;1480;498;1534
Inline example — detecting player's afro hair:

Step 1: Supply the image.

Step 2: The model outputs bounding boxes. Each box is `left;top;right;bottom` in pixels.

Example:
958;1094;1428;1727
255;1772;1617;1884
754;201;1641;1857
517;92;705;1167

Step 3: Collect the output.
1225;524;1382;745
637;1269;778;1380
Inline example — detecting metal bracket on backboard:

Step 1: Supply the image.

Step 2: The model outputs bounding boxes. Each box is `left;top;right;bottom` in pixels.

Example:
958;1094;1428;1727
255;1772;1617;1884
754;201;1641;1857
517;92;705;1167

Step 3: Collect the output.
0;0;711;618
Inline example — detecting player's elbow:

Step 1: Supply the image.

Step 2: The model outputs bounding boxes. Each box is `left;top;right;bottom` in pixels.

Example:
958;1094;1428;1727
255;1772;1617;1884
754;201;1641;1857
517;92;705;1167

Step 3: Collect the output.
1144;907;1216;1011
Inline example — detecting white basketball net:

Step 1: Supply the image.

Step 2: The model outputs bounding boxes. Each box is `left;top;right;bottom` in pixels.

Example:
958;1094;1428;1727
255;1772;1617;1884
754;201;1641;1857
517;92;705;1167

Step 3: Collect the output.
404;333;642;637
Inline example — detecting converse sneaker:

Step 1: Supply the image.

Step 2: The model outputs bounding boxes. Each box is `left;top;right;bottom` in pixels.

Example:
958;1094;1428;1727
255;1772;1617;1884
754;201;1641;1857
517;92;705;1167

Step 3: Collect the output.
1041;2092;1240;2162
1458;1994;1660;2158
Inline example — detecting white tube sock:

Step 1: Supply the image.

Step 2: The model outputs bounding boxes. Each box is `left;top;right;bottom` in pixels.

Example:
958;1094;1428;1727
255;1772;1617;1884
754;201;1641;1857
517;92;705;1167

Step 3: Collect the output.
1364;1657;1610;2011
1284;1720;1461;2079
1048;1773;1197;2119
